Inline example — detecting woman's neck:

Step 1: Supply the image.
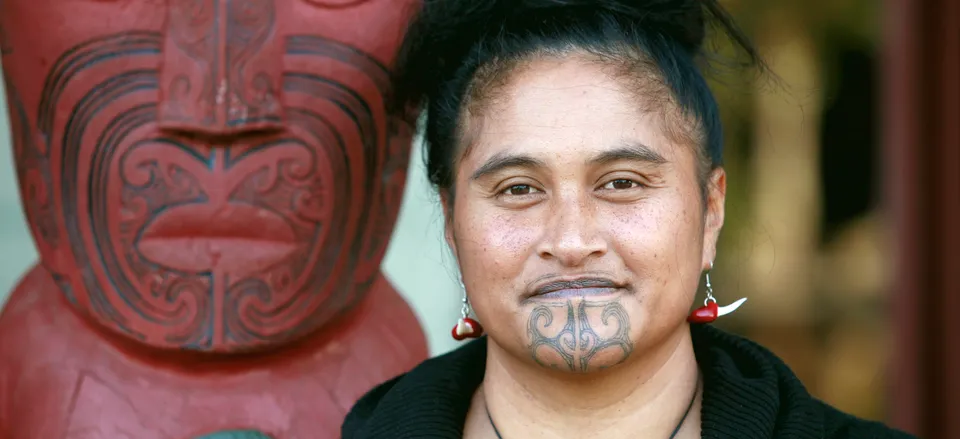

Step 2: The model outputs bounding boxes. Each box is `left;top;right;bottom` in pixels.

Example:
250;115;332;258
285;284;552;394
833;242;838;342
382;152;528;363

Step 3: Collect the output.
474;325;701;439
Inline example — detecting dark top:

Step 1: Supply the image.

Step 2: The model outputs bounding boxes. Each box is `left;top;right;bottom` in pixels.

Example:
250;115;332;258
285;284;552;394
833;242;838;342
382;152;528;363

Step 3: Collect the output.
342;324;915;439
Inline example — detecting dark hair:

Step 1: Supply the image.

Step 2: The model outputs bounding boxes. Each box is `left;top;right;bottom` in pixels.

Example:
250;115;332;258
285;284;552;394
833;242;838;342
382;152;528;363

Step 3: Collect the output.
391;0;764;195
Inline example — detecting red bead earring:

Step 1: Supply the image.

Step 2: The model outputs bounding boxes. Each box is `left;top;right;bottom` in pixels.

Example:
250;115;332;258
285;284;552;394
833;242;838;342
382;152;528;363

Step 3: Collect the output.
452;279;484;341
687;262;747;324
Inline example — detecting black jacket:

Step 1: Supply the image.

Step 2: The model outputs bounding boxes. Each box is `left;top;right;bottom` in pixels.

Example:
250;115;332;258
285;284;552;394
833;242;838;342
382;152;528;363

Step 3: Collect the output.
342;324;915;438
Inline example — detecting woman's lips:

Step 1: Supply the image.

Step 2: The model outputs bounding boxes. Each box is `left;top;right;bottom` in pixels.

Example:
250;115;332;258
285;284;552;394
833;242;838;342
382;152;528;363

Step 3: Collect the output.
525;277;628;301
534;287;623;300
137;203;298;275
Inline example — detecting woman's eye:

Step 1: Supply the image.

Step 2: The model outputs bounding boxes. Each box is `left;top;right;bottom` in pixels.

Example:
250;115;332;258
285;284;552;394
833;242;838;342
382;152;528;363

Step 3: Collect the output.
603;179;640;190
502;184;538;196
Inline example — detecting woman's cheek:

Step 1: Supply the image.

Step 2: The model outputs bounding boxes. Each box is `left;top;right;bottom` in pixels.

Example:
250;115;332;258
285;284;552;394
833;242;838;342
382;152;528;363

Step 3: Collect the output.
475;211;540;268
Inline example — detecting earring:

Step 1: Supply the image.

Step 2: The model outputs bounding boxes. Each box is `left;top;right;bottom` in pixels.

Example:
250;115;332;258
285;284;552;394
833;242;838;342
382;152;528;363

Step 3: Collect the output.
687;262;747;324
451;279;484;341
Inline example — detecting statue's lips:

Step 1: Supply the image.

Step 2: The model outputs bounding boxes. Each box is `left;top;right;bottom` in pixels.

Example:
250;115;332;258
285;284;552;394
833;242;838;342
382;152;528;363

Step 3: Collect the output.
137;204;298;274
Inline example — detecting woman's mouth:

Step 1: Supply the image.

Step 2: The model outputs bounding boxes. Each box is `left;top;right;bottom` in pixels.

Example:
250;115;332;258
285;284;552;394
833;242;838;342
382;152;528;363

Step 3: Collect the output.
526;277;629;301
535;287;624;300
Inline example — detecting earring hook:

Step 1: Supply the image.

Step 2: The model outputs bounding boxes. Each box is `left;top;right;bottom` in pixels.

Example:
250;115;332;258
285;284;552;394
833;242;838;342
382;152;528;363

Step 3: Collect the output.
459;277;470;319
704;261;716;306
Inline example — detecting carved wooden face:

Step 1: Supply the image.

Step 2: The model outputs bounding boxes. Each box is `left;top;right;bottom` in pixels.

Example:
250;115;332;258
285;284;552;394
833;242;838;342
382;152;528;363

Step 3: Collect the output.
0;0;416;352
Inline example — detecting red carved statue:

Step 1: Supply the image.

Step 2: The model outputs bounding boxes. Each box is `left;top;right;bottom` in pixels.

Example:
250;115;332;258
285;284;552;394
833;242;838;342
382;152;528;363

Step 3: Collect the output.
0;1;427;437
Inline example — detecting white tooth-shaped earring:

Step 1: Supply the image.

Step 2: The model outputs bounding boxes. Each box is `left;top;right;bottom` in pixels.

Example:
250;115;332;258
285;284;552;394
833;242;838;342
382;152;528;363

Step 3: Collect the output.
687;261;747;323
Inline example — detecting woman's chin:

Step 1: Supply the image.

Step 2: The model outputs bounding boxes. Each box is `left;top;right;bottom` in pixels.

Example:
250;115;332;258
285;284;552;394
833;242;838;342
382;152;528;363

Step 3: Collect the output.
521;295;637;373
529;343;636;374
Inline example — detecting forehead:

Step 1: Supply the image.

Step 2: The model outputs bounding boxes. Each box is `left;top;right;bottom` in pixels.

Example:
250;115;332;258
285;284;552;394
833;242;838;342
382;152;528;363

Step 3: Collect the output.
494;57;635;122
469;57;669;158
1;0;410;62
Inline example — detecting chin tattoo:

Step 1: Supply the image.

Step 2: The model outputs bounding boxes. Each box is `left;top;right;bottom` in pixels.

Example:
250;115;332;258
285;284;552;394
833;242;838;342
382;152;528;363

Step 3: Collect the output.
526;299;634;373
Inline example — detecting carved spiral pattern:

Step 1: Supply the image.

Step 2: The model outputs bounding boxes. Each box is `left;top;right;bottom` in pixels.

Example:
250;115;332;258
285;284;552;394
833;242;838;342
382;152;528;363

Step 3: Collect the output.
5;79;60;253
165;0;217;126
225;0;280;123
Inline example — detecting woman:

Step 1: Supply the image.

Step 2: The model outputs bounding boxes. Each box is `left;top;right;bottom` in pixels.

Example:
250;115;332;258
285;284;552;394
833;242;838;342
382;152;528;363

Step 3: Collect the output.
343;1;915;438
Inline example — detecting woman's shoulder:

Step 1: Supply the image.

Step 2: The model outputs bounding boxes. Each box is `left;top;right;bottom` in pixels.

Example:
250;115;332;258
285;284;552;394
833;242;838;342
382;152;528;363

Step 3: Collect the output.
341;338;489;439
817;400;916;439
341;373;405;435
692;324;917;439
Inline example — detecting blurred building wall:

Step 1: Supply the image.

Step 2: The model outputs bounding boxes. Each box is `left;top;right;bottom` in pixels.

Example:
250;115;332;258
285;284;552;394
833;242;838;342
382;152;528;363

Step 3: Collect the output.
884;0;960;436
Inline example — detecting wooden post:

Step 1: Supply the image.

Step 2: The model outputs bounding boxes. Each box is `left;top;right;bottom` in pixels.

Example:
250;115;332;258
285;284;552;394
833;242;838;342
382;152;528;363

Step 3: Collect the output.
884;0;960;436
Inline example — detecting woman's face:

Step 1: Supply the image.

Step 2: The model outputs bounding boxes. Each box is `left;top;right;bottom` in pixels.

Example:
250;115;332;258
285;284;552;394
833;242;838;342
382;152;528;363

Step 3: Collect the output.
447;55;725;373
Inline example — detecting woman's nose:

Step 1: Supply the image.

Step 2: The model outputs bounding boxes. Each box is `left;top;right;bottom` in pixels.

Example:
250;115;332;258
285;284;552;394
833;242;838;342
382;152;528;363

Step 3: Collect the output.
536;195;607;267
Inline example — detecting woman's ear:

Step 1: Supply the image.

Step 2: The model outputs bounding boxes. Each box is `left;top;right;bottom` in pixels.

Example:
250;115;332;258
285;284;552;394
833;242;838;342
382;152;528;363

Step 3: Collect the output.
701;168;727;269
440;191;458;255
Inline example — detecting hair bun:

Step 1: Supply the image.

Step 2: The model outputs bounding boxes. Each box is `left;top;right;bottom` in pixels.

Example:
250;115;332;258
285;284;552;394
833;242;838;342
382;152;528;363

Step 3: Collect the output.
516;0;707;50
420;0;707;50
392;0;745;114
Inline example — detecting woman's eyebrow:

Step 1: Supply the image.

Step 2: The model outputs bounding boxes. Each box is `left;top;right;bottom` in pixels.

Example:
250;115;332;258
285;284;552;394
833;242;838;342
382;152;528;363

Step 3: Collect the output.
589;142;668;166
469;142;666;182
469;151;546;181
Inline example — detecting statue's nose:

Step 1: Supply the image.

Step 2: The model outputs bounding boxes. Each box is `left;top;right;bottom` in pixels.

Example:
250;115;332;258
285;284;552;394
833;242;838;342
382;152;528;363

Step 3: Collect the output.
157;0;284;136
